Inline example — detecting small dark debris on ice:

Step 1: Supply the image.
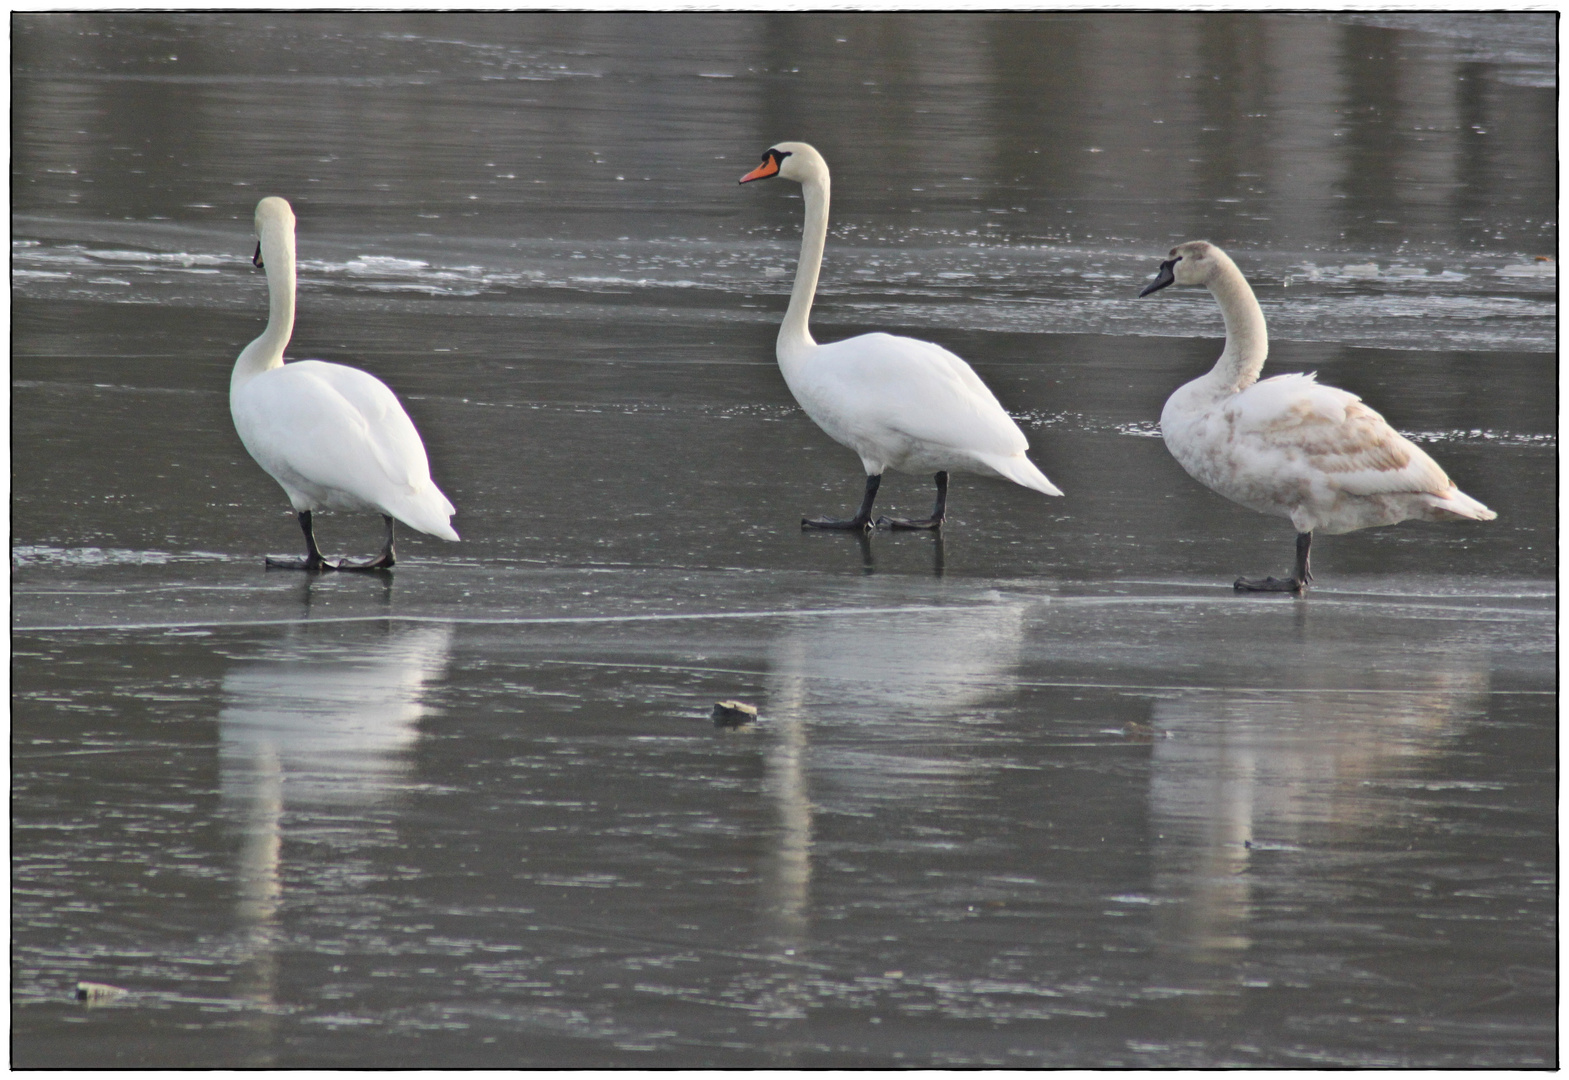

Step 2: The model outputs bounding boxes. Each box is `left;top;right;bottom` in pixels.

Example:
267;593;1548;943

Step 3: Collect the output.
712;700;759;728
76;982;130;1005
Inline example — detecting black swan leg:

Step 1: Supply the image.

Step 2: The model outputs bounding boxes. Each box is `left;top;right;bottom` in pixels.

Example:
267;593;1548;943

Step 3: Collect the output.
804;474;880;531
339;515;397;572
1235;531;1312;593
877;471;948;530
266;510;338;572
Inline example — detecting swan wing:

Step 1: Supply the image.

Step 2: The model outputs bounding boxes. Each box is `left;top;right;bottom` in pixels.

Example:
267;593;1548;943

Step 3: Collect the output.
294;361;434;489
1228;373;1454;497
803;333;1029;457
238;361;456;527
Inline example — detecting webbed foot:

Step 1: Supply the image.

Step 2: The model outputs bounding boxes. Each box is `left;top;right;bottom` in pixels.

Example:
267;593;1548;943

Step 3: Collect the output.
876;471;946;531
875;514;943;531
803;474;880;532
803;514;874;531
336;553;395;571
1234;532;1313;594
336;516;397;571
265;553;338;573
1233;575;1304;594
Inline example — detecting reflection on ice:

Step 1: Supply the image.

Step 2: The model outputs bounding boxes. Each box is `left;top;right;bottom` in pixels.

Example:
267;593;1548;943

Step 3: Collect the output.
750;603;1026;1031
219;624;453;1058
219;624;453;805
767;602;1027;801
754;711;813;1028
766;603;1026;720
759;707;811;948
1147;663;1490;966
758;605;1026;903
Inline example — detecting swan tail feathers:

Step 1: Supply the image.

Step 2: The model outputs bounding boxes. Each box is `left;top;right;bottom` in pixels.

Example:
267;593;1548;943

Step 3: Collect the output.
981;453;1064;497
387;486;461;541
1424;487;1497;522
397;512;460;541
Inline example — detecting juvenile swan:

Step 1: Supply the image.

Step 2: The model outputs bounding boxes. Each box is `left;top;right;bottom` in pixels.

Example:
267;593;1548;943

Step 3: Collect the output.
230;197;458;570
740;142;1061;530
1140;241;1495;592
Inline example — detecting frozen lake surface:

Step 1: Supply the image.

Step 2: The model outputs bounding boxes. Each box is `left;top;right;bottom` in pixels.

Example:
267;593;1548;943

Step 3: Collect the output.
12;12;1556;1067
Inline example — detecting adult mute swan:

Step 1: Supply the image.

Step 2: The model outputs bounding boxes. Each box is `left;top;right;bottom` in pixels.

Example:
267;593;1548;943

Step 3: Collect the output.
740;142;1061;530
230;197;458;571
1140;240;1495;592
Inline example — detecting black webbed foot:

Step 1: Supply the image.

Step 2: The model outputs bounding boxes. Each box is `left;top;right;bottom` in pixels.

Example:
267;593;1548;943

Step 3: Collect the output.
336;554;395;572
262;511;396;572
1233;574;1304;594
875;514;943;531
804;474;880;533
264;510;337;571
335;515;397;571
873;471;947;532
803;514;874;531
1234;532;1312;594
265;553;339;573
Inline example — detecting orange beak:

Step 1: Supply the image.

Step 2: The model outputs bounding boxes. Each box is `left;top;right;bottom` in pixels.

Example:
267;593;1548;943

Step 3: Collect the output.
739;156;780;184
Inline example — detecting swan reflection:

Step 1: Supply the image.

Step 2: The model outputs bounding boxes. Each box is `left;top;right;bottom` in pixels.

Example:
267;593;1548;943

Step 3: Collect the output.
822;529;944;575
1147;662;1489;973
219;623;453;1058
749;602;1027;1037
768;603;1026;720
220;623;452;804
758;603;1027;939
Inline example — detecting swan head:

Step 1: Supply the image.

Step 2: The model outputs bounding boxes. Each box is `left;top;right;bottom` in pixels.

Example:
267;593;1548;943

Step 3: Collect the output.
739;141;826;186
1139;240;1233;296
252;197;297;269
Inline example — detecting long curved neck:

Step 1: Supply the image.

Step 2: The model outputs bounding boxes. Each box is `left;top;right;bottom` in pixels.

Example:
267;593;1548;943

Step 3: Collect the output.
778;171;828;365
1206;260;1268;390
232;230;296;394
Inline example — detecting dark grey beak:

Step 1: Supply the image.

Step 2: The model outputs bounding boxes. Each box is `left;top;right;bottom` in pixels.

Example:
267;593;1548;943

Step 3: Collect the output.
252;242;264;269
1139;258;1177;297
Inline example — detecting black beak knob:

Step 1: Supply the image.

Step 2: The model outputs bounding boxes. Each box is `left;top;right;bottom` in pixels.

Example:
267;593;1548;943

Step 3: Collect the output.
252;242;264;269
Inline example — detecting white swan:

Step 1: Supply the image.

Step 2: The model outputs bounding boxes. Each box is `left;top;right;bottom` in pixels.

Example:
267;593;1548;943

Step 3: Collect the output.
1140;240;1495;592
230;197;458;570
740;142;1061;530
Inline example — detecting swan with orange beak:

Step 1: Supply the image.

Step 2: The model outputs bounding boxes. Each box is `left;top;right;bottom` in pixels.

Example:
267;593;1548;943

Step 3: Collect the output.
740;142;1061;531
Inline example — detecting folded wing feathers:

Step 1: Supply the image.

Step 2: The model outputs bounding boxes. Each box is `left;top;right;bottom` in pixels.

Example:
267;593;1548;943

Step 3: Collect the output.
303;362;430;492
1235;374;1461;499
835;334;1030;457
249;362;457;536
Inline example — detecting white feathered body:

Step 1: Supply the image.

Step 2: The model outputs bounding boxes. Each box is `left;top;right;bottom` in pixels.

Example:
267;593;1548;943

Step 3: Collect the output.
744;141;1061;502
783;332;1060;494
233;196;458;546
232;359;459;540
1162;369;1495;536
